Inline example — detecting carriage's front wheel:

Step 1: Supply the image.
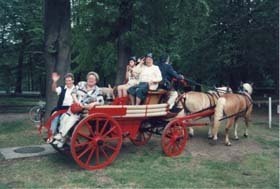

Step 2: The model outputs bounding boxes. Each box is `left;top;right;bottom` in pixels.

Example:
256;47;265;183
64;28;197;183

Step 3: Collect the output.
71;113;122;170
162;120;188;156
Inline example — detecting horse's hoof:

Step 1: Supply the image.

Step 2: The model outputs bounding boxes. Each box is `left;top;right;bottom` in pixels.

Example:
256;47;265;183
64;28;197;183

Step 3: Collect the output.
189;133;194;137
244;134;248;138
208;136;213;139
225;142;231;146
234;137;239;140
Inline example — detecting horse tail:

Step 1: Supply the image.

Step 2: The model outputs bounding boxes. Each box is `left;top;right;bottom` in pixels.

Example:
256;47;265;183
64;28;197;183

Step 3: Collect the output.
213;97;226;139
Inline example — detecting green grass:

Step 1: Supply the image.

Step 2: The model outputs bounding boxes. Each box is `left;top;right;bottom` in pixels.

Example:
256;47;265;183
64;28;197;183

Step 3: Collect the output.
0;119;43;148
202;154;278;188
0;96;41;113
0;117;279;188
0;97;40;106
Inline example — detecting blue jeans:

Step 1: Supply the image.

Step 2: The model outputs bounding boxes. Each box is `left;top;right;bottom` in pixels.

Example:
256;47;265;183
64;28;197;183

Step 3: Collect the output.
127;82;149;100
50;115;61;135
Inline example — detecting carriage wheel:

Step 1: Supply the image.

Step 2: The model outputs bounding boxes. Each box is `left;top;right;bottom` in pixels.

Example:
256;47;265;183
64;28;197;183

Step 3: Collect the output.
162;120;188;156
71;113;122;170
130;121;153;146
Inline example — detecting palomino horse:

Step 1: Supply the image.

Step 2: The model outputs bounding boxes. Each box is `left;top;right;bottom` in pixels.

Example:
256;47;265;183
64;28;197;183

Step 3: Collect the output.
211;83;253;146
176;86;232;137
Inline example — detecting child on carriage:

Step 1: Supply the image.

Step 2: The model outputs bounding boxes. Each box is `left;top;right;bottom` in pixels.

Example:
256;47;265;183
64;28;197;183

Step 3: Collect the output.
117;56;140;97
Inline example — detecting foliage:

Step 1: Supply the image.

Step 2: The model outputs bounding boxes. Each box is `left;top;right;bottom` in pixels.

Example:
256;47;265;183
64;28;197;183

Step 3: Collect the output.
71;0;278;90
0;0;44;92
0;0;278;91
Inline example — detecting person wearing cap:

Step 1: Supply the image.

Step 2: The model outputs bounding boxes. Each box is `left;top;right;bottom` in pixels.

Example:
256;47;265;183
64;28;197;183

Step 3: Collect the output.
48;72;75;143
117;56;139;97
53;71;104;148
127;53;162;105
157;54;184;110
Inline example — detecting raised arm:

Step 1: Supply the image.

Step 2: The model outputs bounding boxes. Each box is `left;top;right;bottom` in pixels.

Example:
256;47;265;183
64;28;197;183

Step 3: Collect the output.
133;58;145;75
51;72;60;92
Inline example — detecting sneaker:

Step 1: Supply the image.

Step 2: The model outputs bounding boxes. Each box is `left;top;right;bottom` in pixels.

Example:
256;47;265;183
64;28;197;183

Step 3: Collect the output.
54;133;63;140
56;141;64;148
52;140;60;145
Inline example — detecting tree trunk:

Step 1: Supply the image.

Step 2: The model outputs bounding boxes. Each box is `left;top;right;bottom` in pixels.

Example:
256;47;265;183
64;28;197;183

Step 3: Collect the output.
28;54;33;91
1;25;5;49
44;0;71;117
1;8;7;50
14;36;26;94
115;0;132;85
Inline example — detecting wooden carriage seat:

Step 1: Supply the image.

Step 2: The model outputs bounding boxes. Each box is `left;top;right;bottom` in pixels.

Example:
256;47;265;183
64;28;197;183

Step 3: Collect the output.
144;89;167;104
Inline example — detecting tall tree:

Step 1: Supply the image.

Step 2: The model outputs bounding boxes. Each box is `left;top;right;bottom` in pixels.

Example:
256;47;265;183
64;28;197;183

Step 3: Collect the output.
14;34;27;94
0;0;43;94
44;0;71;116
115;0;133;84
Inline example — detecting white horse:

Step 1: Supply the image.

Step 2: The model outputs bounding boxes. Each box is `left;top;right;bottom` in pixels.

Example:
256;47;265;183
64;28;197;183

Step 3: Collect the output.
211;83;253;146
176;86;232;137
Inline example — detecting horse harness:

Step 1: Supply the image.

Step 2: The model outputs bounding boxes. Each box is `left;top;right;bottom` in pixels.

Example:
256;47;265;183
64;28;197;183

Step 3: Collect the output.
219;92;253;121
205;91;219;108
175;91;218;115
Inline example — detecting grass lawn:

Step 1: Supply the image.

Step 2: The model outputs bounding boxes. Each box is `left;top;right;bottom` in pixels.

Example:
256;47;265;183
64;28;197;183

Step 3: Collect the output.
0;96;41;106
0;114;279;188
0;96;42;113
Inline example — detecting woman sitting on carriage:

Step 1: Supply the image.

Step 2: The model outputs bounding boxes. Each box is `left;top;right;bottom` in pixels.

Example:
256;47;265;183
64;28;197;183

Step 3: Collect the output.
52;71;104;148
127;53;162;105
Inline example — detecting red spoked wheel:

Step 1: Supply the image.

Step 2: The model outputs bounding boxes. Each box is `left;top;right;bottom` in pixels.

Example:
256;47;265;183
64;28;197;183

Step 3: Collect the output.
162;120;188;156
71;113;122;170
130;121;153;146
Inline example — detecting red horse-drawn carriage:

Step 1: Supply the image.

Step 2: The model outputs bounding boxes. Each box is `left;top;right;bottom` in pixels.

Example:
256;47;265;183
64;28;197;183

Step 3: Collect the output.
38;81;215;170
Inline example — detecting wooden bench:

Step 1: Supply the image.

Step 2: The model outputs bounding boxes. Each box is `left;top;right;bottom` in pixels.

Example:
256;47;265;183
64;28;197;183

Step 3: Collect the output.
144;89;168;105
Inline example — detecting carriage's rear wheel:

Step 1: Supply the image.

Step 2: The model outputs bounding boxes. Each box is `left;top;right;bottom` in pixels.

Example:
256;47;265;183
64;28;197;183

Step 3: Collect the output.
162;120;188;156
130;121;152;146
71;113;122;170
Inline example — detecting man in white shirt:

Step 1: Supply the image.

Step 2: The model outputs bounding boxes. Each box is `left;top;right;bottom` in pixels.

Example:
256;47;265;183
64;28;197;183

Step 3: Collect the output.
127;53;162;105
